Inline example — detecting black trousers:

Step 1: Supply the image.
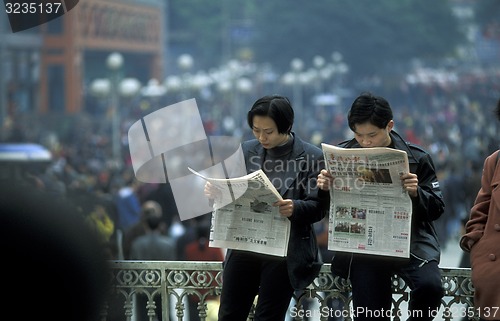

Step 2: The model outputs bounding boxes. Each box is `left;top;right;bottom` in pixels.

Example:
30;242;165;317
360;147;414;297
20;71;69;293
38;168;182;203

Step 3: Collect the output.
349;255;444;321
218;250;295;321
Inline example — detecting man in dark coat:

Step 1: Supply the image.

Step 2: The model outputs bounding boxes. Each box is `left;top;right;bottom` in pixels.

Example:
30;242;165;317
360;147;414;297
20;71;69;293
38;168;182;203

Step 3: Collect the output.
318;92;445;321
205;95;328;321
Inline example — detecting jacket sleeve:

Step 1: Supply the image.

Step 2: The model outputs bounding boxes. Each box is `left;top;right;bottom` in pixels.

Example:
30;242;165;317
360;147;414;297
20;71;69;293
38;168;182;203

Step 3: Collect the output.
460;152;497;252
413;152;445;222
289;155;329;226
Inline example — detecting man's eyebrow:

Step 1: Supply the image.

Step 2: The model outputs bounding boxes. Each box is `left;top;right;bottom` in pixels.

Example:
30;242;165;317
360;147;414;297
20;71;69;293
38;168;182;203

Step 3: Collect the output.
355;130;378;135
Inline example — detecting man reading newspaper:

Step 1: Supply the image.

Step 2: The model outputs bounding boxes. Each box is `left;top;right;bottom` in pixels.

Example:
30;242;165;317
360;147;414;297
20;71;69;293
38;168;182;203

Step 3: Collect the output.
203;95;328;321
317;92;445;321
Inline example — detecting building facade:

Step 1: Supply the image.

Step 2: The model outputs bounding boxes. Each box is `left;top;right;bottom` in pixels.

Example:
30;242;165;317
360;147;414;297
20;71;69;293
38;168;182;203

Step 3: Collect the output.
40;0;166;114
0;0;166;120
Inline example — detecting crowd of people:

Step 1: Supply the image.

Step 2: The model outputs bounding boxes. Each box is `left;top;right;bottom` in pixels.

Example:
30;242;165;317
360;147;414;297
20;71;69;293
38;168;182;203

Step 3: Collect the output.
1;67;499;320
5;69;498;249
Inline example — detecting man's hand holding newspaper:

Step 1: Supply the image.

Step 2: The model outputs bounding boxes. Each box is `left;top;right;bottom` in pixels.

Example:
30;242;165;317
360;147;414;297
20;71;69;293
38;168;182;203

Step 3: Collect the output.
192;167;291;257
204;181;294;218
318;169;419;198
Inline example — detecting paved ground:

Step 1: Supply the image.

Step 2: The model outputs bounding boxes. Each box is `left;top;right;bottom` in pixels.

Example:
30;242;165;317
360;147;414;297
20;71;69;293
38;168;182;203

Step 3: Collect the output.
440;236;467;268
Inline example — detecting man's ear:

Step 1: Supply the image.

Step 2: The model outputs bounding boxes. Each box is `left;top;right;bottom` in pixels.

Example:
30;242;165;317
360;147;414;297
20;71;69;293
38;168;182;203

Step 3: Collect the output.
386;120;395;131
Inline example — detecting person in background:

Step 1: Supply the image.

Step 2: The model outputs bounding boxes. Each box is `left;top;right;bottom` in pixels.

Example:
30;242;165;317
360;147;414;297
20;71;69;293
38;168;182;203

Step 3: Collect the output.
84;199;115;246
129;201;175;261
129;200;176;321
460;98;500;321
69;191;117;259
122;200;168;260
114;171;142;232
317;92;445;321
183;221;225;321
204;95;328;321
314;217;346;321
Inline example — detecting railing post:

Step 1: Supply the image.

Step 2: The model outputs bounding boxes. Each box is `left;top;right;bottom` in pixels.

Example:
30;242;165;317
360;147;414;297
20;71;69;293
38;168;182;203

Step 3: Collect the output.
162;268;170;321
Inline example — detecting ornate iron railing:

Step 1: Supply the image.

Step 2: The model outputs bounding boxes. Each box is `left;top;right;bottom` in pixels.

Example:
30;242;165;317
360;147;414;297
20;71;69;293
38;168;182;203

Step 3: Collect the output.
102;261;475;321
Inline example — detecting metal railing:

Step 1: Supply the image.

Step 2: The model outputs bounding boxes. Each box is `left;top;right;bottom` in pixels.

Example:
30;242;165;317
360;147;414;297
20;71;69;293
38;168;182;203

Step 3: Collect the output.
101;261;476;321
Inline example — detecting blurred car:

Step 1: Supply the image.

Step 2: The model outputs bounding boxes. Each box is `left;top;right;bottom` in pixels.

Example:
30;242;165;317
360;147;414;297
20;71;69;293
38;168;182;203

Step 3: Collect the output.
0;143;52;181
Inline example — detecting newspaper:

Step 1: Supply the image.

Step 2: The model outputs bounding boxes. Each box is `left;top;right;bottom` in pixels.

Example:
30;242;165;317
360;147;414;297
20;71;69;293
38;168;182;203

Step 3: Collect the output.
321;143;412;258
188;167;290;257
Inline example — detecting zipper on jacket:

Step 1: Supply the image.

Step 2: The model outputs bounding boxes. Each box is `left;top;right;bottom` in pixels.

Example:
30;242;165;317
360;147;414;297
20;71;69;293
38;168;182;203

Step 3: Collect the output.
411;253;429;267
346;253;354;280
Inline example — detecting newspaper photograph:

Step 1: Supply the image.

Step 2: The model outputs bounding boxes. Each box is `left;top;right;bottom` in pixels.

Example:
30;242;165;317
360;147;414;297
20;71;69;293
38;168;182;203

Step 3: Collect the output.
188;167;290;257
321;143;412;258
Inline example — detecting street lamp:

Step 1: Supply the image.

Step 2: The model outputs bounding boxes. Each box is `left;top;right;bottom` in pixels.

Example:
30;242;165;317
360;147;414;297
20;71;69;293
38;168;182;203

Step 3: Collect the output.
235;76;253;128
177;54;193;99
331;51;349;90
312;55;326;95
141;78;166;109
107;52;123;168
90;52;140;168
290;58;304;111
177;54;193;71
107;52;124;71
281;58;304;115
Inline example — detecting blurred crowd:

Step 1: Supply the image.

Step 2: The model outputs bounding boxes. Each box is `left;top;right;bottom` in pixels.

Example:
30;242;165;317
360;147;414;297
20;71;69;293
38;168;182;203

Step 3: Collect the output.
2;68;500;263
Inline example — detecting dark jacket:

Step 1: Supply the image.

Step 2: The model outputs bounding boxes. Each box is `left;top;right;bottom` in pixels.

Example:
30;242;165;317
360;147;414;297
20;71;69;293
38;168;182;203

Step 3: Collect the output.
225;133;328;290
337;130;445;264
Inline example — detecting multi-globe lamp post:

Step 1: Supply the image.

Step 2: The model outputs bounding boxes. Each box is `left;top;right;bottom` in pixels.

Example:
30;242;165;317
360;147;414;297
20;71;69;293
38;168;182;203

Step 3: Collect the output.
90;52;141;168
177;53;194;100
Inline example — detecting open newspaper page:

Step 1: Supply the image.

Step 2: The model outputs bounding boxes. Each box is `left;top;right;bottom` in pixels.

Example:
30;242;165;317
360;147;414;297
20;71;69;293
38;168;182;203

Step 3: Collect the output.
188;167;290;257
321;143;412;258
